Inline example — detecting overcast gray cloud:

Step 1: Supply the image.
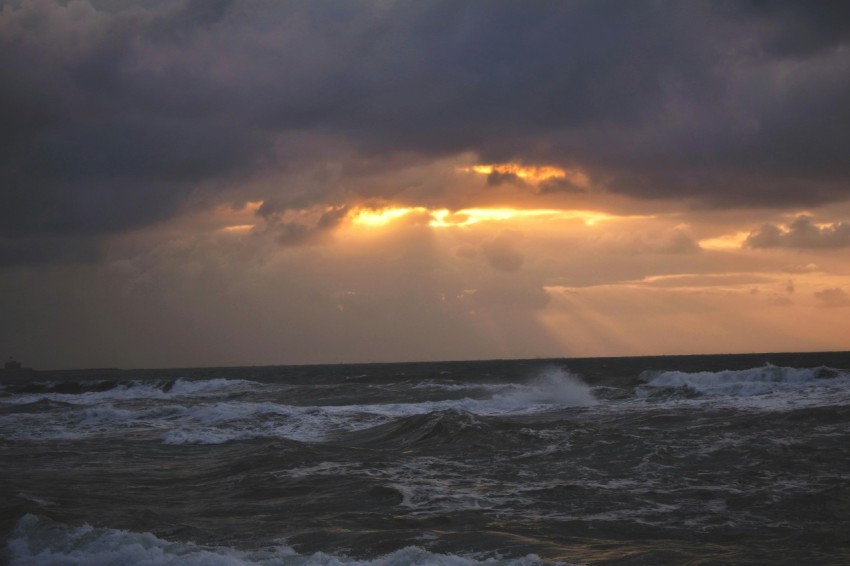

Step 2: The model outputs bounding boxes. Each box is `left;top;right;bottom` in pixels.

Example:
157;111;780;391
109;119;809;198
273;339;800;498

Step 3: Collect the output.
2;0;850;266
814;287;850;308
481;230;525;273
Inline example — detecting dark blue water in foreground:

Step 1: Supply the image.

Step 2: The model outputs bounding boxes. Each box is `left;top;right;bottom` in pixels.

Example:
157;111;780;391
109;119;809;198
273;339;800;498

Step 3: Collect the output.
2;352;850;564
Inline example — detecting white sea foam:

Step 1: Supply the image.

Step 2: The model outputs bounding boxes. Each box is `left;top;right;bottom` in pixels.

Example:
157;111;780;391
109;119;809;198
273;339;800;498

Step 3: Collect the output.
161;401;366;445
1;370;597;444
8;514;559;566
491;368;597;409
632;365;850;411
411;381;513;393
274;457;523;516
404;369;595;409
0;403;180;441
640;365;849;397
0;378;257;406
337;368;595;418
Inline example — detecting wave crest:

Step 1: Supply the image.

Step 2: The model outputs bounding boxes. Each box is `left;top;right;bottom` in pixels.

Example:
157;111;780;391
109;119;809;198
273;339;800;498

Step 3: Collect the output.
493;368;596;408
0;377;256;405
9;514;557;565
638;365;849;398
340;409;488;449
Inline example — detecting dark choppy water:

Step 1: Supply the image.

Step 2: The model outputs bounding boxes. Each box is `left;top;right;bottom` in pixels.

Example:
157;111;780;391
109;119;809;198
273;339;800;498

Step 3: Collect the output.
2;352;850;564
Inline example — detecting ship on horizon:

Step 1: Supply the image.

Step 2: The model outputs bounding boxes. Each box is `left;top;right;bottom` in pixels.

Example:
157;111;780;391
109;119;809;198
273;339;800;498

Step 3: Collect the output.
2;357;34;373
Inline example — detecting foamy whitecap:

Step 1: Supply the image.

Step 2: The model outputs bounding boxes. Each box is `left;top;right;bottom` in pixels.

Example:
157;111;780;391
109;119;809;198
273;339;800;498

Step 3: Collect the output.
629;365;850;412
0;378;258;406
161;401;373;445
1;370;598;445
9;514;560;565
639;365;849;398
491;368;597;409
411;381;514;393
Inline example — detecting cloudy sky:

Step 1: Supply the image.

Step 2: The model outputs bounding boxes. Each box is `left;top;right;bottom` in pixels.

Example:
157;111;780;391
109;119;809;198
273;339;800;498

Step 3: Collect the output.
2;0;850;369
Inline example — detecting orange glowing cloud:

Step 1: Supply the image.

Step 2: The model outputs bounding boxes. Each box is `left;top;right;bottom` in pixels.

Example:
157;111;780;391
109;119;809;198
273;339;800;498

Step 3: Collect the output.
699;232;750;250
211;200;264;233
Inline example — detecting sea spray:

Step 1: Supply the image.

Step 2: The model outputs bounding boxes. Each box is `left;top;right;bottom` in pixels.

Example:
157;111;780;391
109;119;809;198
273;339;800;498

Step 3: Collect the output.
497;367;597;407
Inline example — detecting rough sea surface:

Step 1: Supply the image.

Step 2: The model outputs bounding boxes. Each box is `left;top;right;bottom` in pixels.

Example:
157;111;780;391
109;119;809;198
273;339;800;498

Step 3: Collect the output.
2;352;849;565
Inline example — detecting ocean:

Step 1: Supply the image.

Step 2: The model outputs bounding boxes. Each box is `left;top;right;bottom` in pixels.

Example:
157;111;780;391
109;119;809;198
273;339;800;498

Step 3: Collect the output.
1;352;849;565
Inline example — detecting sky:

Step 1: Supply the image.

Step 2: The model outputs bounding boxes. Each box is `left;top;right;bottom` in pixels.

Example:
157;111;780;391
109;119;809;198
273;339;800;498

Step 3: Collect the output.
2;0;850;370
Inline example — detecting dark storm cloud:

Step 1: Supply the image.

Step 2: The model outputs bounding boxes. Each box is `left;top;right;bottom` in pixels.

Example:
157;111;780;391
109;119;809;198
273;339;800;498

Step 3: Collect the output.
3;0;850;264
485;171;587;196
0;0;264;242
742;1;850;58
744;216;850;249
272;206;350;246
537;178;586;195
0;236;100;266
257;203;350;246
486;171;524;188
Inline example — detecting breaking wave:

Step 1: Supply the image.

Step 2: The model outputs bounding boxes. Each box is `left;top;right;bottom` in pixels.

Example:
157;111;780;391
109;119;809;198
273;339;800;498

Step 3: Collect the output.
0;369;595;444
638;365;850;398
493;368;596;408
8;515;557;566
340;409;490;450
0;378;256;405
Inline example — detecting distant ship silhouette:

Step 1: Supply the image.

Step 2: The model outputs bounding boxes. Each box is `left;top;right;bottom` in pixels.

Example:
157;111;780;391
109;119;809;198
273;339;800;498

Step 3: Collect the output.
3;357;34;373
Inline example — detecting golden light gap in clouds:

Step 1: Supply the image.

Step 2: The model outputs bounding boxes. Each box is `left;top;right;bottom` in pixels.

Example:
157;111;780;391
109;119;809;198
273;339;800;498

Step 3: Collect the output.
349;207;426;227
209;200;264;233
349;206;647;228
220;224;255;233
